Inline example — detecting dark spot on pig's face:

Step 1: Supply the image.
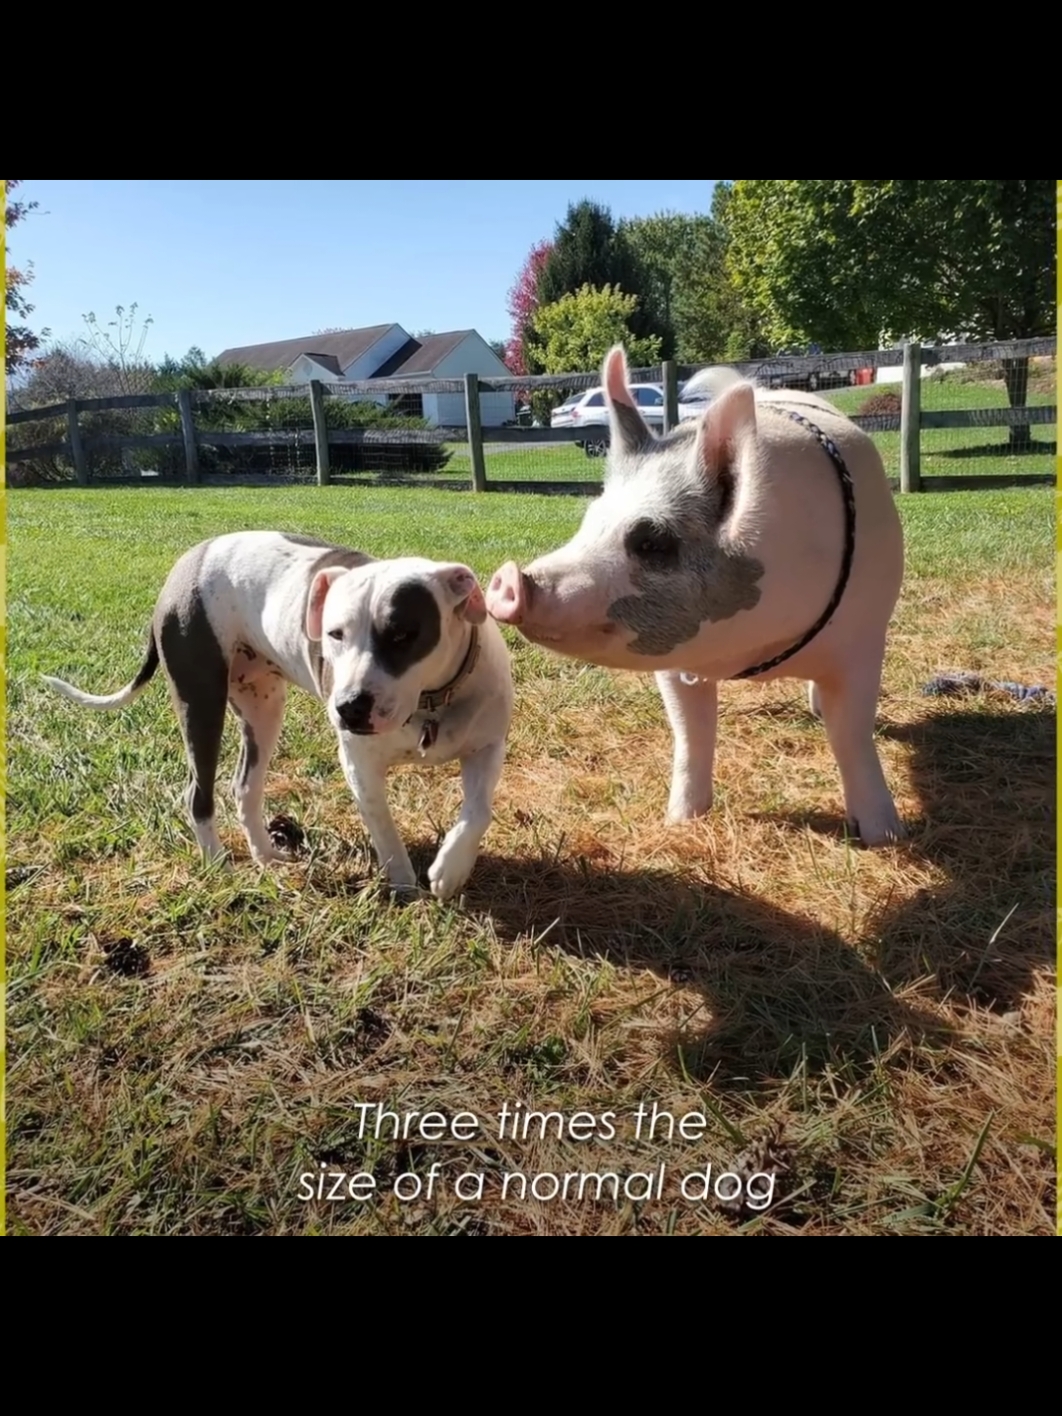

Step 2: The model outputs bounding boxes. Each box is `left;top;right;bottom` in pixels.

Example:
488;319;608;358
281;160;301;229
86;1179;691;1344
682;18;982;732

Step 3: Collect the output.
601;428;765;657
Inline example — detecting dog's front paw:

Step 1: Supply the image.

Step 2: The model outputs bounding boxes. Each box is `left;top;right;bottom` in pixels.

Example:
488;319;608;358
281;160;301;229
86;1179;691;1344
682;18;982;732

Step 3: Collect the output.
427;839;477;903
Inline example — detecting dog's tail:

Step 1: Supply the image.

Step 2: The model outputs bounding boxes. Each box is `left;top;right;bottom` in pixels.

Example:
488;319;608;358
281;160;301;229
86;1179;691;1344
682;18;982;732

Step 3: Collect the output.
43;631;160;710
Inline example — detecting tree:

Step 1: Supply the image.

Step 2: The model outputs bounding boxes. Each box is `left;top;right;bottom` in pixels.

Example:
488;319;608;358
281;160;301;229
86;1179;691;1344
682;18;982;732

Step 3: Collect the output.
504;238;553;376
724;179;1054;445
620;211;708;339
620;199;771;364
537;200;672;356
78;303;157;396
155;348;281;392
5;179;50;375
487;338;507;363
530;284;662;374
14;303;158;407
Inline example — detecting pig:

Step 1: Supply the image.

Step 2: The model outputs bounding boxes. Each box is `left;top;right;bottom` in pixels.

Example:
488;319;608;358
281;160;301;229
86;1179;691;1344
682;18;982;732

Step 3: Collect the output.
486;345;906;846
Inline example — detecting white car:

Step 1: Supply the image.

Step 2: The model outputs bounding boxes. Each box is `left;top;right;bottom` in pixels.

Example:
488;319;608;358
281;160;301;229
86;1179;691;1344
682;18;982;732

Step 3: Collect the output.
552;382;711;458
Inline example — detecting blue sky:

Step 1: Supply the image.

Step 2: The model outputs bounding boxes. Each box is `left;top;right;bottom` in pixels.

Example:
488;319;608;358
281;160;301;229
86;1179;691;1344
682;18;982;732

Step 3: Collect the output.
13;180;717;363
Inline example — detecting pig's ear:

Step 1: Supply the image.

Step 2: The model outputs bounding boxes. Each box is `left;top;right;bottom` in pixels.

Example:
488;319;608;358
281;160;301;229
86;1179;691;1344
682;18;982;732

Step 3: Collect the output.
695;379;757;498
602;344;653;457
306;566;349;641
436;564;487;625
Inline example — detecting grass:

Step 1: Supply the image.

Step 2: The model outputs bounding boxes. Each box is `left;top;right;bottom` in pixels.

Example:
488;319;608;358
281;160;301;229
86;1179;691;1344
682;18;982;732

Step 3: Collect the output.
5;479;1055;1236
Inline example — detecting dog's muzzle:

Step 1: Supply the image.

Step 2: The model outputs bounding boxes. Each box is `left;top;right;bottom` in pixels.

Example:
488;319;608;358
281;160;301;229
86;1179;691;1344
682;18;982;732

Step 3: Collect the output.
335;691;376;735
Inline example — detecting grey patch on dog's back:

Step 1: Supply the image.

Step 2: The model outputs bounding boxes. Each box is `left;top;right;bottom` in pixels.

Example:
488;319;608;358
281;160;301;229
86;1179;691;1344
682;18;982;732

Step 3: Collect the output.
605;434;765;656
155;541;229;821
284;535;376;581
281;532;353;550
307;546;375;575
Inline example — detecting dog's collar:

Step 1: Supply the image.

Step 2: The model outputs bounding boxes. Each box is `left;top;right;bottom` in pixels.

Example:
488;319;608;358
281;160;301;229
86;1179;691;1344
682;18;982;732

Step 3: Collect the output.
417;626;481;715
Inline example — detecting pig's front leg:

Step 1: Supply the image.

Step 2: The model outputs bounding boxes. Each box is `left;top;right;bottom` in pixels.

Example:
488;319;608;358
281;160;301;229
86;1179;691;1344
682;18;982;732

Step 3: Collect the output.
812;652;906;847
655;671;719;821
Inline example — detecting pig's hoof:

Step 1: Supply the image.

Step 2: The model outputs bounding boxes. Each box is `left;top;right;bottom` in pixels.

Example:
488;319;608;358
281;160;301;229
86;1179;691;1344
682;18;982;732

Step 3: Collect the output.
666;796;713;823
846;806;907;847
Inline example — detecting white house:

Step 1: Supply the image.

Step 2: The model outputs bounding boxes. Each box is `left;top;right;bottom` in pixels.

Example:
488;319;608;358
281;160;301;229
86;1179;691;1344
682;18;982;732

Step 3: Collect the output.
216;324;516;428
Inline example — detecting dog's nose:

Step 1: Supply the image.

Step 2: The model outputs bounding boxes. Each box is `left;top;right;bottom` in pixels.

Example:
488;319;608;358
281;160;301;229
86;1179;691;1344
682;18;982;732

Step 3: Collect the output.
336;691;375;733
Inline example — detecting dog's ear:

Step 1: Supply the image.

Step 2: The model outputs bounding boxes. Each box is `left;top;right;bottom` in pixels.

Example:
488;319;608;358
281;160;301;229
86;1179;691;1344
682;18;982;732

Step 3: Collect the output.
306;566;349;641
436;564;487;625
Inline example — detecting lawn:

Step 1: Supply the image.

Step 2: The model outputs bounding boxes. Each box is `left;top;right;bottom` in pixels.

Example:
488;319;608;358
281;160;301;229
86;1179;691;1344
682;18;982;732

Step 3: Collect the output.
4;481;1055;1236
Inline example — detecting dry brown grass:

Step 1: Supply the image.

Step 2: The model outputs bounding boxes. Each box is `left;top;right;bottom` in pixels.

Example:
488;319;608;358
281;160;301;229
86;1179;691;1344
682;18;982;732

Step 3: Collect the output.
5;487;1054;1236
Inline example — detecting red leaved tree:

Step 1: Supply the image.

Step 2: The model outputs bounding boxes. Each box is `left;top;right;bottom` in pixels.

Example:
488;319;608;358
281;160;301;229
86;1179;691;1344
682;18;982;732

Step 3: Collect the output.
504;239;552;381
5;179;50;375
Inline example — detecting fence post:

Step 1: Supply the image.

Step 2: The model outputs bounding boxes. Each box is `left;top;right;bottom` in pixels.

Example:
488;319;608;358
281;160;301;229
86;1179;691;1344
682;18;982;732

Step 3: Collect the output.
900;341;922;493
177;389;199;483
662;360;679;433
464;372;487;492
67;399;88;486
308;379;331;486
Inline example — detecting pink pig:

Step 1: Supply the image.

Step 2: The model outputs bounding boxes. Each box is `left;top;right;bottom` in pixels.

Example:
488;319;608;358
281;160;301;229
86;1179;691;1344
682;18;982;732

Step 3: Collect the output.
487;345;906;846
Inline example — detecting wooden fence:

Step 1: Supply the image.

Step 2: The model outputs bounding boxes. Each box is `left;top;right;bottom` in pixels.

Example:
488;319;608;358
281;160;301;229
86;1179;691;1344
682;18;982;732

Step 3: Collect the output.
5;336;1055;495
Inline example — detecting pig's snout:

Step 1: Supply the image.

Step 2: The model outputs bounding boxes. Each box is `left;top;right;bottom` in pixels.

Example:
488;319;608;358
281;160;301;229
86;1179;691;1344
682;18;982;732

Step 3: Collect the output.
487;561;532;625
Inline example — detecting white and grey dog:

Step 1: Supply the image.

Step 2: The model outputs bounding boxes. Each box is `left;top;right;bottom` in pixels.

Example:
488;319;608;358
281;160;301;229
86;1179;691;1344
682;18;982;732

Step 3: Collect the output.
42;531;515;901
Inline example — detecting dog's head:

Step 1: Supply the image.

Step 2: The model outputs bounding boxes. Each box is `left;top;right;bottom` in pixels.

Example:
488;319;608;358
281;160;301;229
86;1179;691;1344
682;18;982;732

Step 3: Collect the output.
305;557;486;736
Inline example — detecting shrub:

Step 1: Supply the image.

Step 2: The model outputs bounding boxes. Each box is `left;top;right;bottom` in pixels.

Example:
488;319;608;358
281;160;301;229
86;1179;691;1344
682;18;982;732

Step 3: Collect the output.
858;390;902;417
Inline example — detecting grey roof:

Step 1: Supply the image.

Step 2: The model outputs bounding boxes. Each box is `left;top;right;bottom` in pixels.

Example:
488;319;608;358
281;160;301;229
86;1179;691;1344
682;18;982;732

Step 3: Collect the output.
374;330;472;378
215;324;396;373
300;353;344;377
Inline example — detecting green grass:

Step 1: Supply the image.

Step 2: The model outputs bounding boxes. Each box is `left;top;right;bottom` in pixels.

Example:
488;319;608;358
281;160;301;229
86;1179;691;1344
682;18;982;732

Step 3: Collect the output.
5;482;1055;1236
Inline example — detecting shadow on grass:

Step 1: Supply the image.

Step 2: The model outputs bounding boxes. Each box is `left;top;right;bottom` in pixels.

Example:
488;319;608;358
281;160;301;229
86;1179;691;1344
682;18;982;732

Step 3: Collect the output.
430;704;1051;1085
935;440;1056;459
459;850;947;1089
758;707;1054;1017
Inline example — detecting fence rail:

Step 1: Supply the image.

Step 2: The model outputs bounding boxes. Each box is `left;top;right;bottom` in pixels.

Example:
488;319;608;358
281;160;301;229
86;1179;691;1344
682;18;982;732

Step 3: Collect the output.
5;337;1055;494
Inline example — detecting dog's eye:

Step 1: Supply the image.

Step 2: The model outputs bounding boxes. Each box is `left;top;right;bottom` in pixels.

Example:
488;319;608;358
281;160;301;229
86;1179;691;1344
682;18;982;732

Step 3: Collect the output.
327;629;343;641
390;630;411;646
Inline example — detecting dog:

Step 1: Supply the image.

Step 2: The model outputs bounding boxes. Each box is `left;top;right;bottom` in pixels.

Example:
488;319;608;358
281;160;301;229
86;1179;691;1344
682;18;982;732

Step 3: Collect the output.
42;531;515;902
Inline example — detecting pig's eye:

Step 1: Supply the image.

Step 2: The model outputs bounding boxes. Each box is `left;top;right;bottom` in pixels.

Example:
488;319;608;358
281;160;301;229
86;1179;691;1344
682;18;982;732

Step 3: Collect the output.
626;520;679;564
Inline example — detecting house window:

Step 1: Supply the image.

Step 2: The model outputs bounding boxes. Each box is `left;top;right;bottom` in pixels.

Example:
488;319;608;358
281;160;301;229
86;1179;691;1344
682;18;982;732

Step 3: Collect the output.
388;392;423;418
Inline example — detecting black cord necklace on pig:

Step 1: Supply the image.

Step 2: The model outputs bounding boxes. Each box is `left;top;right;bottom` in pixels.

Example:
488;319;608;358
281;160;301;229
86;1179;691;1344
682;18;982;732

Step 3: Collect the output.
727;404;857;681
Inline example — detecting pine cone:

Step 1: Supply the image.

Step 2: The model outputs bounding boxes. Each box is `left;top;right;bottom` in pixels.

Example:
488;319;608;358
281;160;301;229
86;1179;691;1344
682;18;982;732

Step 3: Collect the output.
715;1126;793;1219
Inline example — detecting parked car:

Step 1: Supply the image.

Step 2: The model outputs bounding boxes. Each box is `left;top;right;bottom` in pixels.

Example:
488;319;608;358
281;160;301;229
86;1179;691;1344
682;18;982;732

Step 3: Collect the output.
552;382;711;457
757;347;859;392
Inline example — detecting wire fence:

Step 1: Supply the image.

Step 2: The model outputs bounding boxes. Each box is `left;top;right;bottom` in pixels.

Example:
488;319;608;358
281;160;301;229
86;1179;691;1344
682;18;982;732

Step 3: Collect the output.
5;341;1055;493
